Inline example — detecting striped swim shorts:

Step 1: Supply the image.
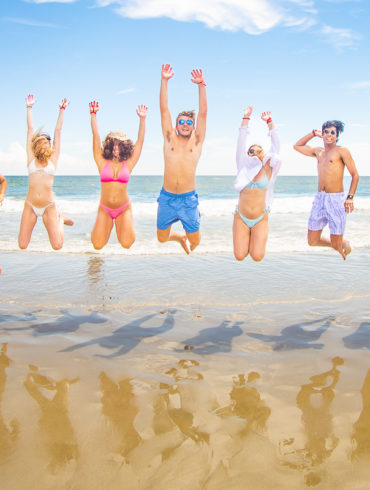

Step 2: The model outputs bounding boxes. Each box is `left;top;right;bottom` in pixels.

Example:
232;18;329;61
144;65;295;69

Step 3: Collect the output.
308;191;346;235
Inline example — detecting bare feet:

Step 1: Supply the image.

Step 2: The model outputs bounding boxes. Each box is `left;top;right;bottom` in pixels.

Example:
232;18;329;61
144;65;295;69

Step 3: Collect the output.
179;235;190;255
64;217;74;226
342;240;351;260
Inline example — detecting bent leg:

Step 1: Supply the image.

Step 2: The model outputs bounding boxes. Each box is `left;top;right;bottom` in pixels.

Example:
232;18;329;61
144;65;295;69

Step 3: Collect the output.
307;229;331;247
43;205;64;250
233;213;251;261
249;214;269;262
115;205;135;249
157;227;190;255
91;206;114;250
330;234;351;260
18;204;37;249
186;230;201;252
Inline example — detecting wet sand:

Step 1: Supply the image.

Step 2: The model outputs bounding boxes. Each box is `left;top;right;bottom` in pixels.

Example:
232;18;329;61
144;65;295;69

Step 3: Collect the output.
1;250;370;489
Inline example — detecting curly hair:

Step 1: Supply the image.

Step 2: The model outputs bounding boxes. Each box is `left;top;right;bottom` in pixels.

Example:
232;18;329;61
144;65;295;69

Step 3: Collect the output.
102;137;134;161
176;110;196;124
31;131;53;164
322;120;345;141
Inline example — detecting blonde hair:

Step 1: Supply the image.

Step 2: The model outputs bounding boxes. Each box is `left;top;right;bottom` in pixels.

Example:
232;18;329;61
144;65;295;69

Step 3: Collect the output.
31;131;53;164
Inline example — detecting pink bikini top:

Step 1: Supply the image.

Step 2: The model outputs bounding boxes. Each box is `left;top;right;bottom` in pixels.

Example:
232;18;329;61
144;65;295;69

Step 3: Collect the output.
100;160;130;183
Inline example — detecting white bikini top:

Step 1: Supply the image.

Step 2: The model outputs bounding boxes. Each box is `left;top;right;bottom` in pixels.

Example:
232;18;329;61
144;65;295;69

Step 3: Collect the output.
28;160;56;176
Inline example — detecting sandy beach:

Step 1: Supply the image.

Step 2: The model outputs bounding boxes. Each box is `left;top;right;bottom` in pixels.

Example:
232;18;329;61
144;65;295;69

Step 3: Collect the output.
1;249;370;489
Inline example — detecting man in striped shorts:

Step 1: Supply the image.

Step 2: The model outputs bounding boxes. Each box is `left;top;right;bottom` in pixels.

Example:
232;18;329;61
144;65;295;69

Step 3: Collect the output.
294;120;359;259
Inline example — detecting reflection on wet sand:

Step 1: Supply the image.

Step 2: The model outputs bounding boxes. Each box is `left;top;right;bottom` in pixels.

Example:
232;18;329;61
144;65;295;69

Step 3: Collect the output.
24;365;80;474
352;369;370;460
280;357;344;486
87;256;105;285
99;372;142;462
0;343;19;462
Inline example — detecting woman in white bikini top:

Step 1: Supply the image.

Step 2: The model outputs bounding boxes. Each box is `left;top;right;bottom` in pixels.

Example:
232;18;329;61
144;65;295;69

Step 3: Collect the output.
18;94;73;250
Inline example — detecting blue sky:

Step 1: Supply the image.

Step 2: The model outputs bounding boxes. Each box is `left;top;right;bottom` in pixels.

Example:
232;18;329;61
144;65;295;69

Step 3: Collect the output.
0;0;369;175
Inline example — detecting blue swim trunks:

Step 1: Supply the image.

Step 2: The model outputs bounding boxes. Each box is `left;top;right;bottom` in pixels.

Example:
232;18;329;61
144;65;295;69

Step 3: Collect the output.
157;188;200;234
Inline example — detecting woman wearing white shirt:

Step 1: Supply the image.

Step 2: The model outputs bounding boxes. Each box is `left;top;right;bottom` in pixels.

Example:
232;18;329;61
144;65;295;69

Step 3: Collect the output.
233;106;281;261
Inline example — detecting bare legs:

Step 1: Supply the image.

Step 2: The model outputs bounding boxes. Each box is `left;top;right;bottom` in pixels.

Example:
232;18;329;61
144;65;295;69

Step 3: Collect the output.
91;204;135;250
307;230;351;260
18;203;73;250
232;213;269;262
157;228;201;255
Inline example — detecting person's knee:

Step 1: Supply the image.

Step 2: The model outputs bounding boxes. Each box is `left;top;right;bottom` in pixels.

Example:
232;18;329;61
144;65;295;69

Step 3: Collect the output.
120;235;135;249
18;238;28;250
250;251;265;262
51;240;63;251
157;230;168;243
234;250;248;261
307;234;319;246
91;238;104;250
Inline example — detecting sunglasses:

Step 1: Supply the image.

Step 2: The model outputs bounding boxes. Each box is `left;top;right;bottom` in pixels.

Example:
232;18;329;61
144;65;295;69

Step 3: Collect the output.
324;129;336;135
178;119;194;126
248;148;261;155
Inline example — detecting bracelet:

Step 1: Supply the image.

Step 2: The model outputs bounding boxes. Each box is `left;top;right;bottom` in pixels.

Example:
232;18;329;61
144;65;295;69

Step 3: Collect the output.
60;107;66;110
347;195;354;200
26;106;33;108
266;117;272;124
312;130;315;136
242;117;250;120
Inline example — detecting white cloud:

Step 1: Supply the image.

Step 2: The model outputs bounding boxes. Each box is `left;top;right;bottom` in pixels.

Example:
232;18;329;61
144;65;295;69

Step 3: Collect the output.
348;81;370;90
95;0;316;35
116;88;136;95
321;25;361;47
1;16;67;28
0;142;27;175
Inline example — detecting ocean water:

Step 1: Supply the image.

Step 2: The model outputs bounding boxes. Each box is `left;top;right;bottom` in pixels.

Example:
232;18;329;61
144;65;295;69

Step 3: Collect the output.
1;175;369;255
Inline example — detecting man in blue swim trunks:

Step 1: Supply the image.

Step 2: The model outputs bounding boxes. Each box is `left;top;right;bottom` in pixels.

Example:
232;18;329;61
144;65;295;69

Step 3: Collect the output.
294;120;359;259
157;64;207;254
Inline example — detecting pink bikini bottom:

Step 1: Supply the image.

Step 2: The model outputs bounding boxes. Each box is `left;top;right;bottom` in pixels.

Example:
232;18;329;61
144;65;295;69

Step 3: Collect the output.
99;200;130;220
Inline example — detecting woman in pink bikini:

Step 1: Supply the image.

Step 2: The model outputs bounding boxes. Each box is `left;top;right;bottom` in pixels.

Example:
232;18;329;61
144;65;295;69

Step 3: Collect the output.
89;100;148;249
19;94;73;250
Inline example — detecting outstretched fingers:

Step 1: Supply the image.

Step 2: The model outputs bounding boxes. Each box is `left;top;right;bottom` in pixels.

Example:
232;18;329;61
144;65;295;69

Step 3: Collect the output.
161;64;174;80
261;111;272;121
59;98;70;110
136;104;148;118
25;94;36;107
190;68;206;86
89;100;99;114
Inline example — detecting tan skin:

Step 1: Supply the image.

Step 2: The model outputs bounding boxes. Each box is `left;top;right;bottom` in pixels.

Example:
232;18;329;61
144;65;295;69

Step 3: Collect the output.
89;101;147;250
158;64;207;254
294;126;359;259
233;106;274;262
0;174;6;206
18;94;73;251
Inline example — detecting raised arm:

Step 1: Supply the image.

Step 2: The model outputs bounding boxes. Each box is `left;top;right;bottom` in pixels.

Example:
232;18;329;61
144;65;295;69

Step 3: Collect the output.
341;147;359;214
25;94;35;164
127;105;148;172
293;129;321;157
191;69;207;144
0;174;7;206
261;111;280;154
52;98;69;164
160;64;174;141
89;101;104;169
236;106;252;171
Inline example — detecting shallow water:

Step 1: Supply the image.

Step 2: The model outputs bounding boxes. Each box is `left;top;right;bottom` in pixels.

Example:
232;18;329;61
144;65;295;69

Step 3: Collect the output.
1;251;370;488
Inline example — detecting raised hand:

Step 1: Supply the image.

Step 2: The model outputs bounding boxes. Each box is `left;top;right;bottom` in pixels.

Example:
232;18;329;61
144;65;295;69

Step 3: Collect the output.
162;64;174;81
25;94;36;108
191;68;206;86
261;111;272;123
59;98;70;110
136;104;148;118
89;101;99;114
312;129;322;138
243;106;253;118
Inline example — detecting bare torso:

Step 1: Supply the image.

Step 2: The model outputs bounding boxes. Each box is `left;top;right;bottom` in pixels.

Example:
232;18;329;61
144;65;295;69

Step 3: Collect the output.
315;146;345;193
163;132;202;193
27;160;55;206
238;162;272;218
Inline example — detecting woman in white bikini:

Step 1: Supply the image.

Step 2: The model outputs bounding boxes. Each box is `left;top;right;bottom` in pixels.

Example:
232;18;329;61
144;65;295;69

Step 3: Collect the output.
89;100;147;250
233;106;281;262
18;94;73;250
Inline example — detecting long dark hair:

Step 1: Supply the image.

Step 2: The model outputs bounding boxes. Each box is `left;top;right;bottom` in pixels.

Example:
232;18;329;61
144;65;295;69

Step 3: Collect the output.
102;137;134;161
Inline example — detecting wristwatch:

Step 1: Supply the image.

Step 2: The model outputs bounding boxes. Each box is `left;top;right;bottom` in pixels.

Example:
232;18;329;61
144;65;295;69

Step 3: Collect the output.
347;195;354;200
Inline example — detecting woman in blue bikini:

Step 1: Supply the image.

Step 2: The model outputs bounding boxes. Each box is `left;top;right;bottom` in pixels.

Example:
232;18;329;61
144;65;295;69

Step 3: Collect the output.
233;106;281;261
